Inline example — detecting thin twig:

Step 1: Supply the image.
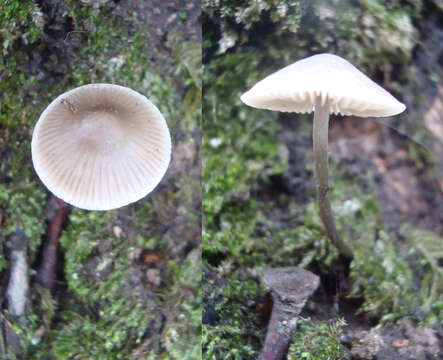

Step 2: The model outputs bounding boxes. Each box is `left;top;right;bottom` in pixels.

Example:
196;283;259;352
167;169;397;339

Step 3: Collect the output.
35;197;71;291
64;30;89;43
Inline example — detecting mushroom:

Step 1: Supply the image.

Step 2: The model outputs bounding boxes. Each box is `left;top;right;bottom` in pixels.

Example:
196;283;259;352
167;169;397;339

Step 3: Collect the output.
32;84;171;211
241;53;406;259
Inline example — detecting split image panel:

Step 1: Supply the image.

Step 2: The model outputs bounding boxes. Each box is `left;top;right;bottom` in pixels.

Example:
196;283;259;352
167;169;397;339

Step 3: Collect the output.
1;1;201;358
201;1;442;359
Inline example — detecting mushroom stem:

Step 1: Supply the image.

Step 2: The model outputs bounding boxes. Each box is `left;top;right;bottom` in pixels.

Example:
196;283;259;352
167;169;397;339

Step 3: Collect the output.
313;97;353;260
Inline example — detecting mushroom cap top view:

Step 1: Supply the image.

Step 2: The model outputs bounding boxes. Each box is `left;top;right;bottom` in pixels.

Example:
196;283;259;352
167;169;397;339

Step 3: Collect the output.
240;53;406;117
31;83;172;211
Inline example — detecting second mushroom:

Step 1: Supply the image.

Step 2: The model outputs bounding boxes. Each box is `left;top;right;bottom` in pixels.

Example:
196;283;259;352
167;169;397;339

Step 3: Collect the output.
241;53;406;260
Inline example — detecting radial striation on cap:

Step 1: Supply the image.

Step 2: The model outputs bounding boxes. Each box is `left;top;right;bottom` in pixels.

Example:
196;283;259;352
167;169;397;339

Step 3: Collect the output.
31;84;172;211
240;53;406;117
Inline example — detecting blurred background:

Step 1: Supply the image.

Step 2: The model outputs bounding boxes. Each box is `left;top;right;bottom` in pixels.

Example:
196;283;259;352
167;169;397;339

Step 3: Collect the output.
202;0;443;359
0;0;201;358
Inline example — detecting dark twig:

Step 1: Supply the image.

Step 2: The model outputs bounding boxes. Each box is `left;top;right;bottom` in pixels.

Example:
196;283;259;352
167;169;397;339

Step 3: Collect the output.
259;267;319;360
35;197;71;291
64;30;89;43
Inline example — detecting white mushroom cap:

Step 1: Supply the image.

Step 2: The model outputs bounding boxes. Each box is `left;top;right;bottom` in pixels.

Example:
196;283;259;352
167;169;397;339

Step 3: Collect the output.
240;53;406;116
31;84;171;211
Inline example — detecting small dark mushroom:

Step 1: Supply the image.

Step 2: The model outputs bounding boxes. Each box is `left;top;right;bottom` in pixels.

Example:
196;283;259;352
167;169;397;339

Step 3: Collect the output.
259;267;320;360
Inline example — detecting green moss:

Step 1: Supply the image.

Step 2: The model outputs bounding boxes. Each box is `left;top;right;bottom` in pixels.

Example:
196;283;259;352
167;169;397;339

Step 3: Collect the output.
349;223;443;323
399;225;443;322
202;50;283;262
53;217;151;358
288;318;346;360
0;2;51;271
350;230;414;320
166;28;202;110
202;324;258;360
162;250;202;359
345;190;443;323
203;0;303;51
0;0;44;54
202;267;263;359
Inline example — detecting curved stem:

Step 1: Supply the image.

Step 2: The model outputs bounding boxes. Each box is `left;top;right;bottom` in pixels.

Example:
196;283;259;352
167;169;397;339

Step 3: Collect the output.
313;97;353;260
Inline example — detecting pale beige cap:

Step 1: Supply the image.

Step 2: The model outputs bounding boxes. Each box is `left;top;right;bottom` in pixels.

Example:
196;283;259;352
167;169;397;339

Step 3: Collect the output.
240;53;406;116
31;84;171;211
